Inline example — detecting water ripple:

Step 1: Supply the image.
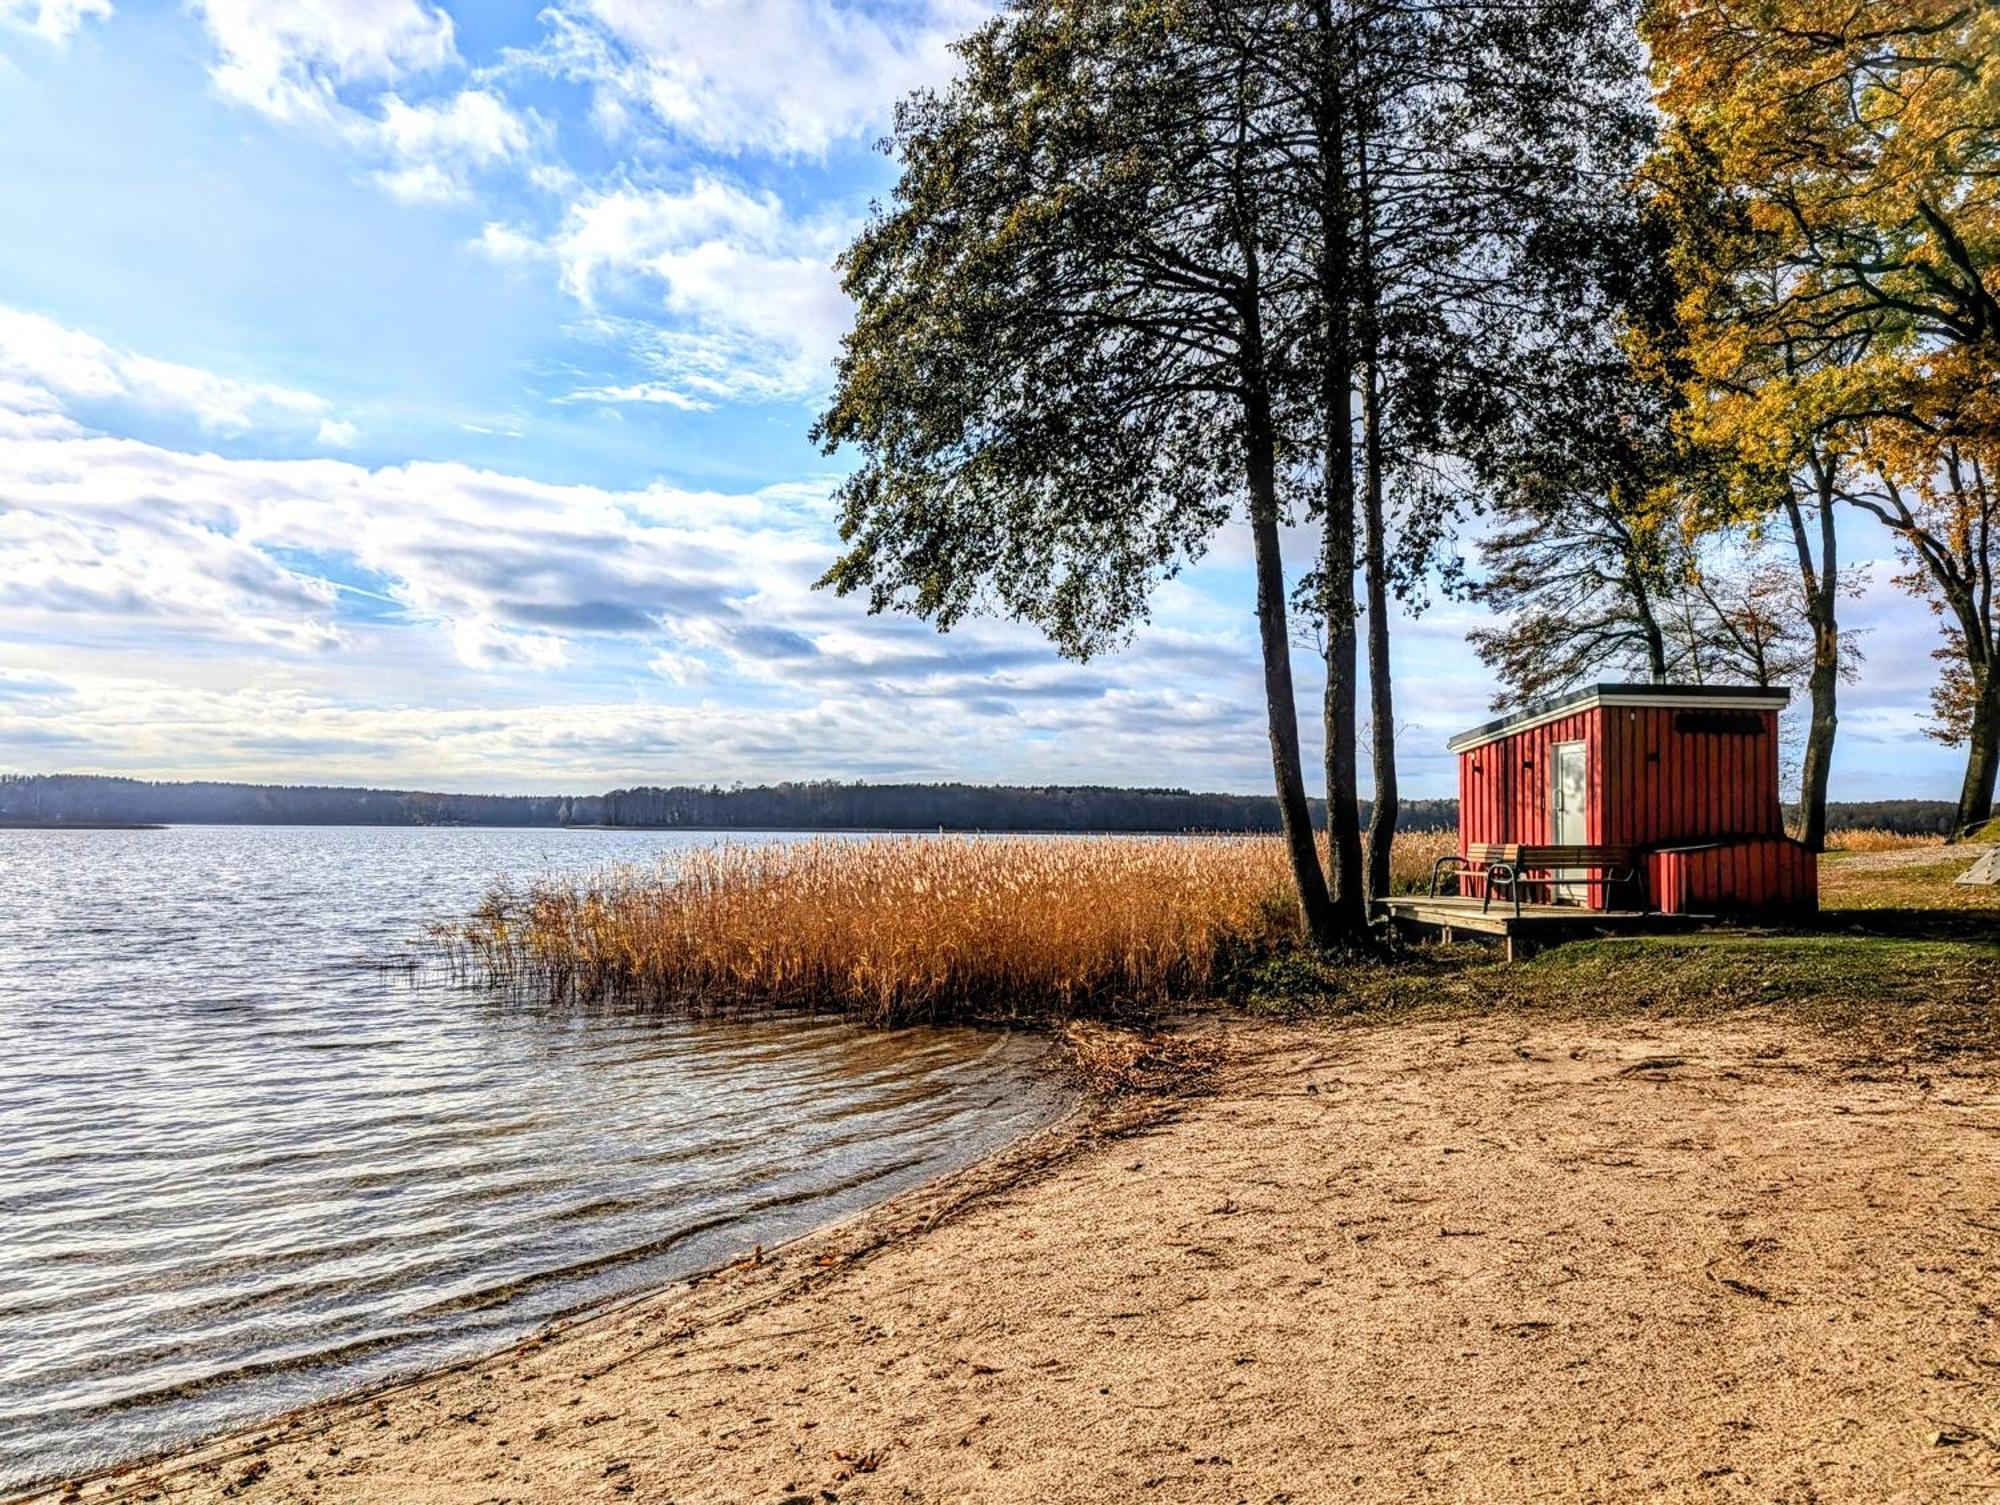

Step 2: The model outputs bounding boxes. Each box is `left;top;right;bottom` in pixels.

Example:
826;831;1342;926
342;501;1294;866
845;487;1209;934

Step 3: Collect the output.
0;826;1061;1492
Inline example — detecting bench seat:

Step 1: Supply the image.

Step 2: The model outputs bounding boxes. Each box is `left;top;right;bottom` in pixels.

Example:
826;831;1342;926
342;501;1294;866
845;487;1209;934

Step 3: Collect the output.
1430;843;1641;916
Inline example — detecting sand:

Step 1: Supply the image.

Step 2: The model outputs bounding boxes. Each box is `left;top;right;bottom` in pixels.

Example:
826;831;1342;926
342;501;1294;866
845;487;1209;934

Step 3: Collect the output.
38;1014;2000;1505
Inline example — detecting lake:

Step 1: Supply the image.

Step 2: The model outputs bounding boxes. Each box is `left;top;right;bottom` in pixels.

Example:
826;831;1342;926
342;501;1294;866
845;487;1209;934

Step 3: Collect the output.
0;825;1063;1491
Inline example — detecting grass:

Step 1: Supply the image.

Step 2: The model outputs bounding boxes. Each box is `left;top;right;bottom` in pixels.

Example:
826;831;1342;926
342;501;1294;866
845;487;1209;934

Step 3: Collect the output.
1252;836;2000;1060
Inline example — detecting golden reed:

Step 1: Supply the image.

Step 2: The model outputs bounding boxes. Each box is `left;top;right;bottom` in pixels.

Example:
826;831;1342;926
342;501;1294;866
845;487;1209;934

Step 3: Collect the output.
1824;828;1948;853
432;832;1458;1024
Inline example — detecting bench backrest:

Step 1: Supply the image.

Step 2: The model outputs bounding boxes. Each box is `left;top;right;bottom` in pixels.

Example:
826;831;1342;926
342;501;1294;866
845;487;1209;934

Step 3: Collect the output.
1465;843;1633;868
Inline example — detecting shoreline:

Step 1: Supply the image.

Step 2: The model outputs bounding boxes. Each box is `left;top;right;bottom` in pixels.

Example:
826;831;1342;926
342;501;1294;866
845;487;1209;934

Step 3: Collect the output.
23;1010;2000;1503
0;823;165;831
14;1044;1162;1505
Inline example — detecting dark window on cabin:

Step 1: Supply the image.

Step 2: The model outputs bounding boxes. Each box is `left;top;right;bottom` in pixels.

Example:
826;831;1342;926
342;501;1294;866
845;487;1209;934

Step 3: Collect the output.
1673;710;1767;736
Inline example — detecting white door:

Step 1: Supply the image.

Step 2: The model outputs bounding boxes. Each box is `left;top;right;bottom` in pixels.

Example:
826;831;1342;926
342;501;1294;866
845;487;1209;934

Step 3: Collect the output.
1552;742;1588;903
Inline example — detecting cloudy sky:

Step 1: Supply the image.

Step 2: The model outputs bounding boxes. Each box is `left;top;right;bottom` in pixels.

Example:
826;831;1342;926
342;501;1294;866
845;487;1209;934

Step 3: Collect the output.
0;0;1965;799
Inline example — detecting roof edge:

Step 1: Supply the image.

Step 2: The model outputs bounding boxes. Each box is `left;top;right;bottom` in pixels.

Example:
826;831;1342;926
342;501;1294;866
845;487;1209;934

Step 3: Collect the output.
1447;683;1792;753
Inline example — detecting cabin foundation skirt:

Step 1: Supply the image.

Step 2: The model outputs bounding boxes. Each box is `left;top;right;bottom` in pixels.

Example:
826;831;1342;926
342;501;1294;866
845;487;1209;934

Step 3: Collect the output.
1646;837;1818;917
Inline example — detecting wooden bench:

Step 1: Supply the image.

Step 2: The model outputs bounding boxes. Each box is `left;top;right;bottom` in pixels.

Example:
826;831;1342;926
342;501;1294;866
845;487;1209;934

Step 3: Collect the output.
1430;843;1641;917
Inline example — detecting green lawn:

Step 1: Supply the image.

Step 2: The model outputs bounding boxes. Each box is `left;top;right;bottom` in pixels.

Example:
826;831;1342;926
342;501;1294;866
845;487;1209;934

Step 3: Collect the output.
1241;843;2000;1061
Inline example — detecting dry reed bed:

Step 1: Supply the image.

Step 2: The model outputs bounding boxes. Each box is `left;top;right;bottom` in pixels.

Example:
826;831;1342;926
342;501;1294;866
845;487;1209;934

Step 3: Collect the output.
430;829;1459;1024
1825;827;1948;852
433;836;1319;1024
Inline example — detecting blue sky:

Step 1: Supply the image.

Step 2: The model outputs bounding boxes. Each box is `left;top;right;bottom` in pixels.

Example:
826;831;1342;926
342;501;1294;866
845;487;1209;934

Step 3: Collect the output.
0;0;1970;799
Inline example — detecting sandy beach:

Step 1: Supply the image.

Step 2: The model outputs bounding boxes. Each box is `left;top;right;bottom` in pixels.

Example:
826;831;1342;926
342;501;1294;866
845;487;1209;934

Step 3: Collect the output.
31;1008;2000;1504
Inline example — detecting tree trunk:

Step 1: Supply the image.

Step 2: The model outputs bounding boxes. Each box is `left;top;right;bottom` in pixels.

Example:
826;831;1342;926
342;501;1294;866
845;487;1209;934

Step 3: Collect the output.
1944;452;1997;839
1953;660;2000;838
1357;150;1396;904
1848;456;1995;840
1245;369;1337;942
1786;456;1840;853
1321;399;1366;931
1362;409;1396;902
1223;57;1335;942
1630;570;1668;681
1314;7;1367;936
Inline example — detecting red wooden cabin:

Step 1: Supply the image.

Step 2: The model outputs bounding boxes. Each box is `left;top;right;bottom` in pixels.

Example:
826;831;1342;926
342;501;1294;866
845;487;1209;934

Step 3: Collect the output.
1447;683;1817;916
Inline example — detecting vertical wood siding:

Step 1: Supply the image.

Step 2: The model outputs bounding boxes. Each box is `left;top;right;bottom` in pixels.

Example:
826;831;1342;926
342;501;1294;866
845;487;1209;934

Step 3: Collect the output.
1455;700;1806;914
1595;705;1784;846
1457;708;1603;905
1645;838;1818;916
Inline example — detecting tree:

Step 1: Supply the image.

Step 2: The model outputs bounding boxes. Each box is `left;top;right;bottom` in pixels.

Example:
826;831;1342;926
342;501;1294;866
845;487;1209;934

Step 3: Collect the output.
1470;514;1676;703
1844;450;1999;831
1642;115;1862;851
819;0;1654;932
1468;295;1862;710
1257;0;1652;899
1643;0;2000;835
1686;552;1858;690
1468;315;1683;701
812;1;1346;942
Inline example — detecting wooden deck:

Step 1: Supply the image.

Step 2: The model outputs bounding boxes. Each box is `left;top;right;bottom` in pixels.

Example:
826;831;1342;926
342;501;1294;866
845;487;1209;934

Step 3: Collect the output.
1378;896;1705;961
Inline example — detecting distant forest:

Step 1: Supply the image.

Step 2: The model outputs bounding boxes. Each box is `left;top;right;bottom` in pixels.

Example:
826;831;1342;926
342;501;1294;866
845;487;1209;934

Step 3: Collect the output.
0;774;1962;836
596;783;1452;832
0;774;596;828
0;774;1455;833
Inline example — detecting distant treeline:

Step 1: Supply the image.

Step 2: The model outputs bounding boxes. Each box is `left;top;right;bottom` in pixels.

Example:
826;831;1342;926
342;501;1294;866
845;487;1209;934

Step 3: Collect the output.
1;774;1456;833
3;774;1959;836
598;782;1460;833
0;775;603;828
1812;801;1973;836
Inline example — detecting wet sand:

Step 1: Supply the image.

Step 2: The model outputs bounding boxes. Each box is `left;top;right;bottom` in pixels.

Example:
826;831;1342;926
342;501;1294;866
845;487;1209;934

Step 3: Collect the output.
35;1014;2000;1504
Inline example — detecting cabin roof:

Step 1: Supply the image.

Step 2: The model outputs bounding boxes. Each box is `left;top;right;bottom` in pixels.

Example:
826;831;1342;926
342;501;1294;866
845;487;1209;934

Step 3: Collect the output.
1446;682;1791;754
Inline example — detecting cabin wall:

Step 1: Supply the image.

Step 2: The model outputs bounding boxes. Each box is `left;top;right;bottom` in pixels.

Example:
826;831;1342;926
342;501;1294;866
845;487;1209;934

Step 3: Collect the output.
1457;707;1602;850
1457;708;1605;906
1457;703;1784;851
1453;700;1801;914
1597;705;1784;846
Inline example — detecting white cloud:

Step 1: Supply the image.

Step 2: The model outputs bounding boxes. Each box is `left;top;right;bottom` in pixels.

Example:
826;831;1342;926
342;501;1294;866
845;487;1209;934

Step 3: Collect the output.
1;0;111;43
527;162;578;196
0;376;82;439
0;411;1292;787
0;496;343;654
472;221;547;264
375;87;524;163
188;3;540;204
366;88;531;200
647;648;709;686
370;160;460;203
531;0;986;158
557;381;713;412
0;423;833;675
192;0;457;124
315;417;359;447
0;401;1970;794
0;305;339;433
495;179;852;403
452;615;569;671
